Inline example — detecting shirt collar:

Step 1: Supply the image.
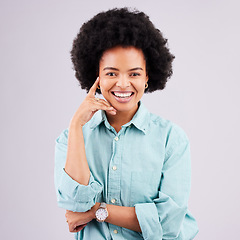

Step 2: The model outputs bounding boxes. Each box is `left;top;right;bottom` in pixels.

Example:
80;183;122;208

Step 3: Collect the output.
89;101;150;134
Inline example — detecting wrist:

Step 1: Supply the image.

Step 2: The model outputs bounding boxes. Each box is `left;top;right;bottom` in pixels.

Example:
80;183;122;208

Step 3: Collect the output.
90;202;101;220
95;202;109;222
70;117;84;129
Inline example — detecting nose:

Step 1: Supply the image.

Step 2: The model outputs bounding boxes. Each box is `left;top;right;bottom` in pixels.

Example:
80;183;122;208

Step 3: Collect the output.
116;75;130;88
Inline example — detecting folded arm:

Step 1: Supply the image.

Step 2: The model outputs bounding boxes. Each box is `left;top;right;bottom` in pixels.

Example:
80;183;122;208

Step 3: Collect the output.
65;202;141;233
54;126;103;212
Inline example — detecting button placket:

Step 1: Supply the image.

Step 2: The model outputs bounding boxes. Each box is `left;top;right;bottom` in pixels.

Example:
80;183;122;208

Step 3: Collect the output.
108;224;121;239
108;134;122;208
108;132;125;239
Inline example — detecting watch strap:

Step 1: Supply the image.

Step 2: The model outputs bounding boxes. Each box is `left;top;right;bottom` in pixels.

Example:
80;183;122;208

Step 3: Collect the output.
99;202;107;209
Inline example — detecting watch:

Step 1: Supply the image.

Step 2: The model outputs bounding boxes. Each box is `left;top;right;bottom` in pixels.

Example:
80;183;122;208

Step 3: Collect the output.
95;202;109;222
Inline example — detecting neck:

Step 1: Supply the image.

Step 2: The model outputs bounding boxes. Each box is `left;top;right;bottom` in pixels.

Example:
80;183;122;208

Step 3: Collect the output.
106;103;139;132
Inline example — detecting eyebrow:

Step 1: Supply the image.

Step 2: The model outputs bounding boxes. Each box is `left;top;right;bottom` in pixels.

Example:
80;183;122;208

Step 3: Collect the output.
103;67;143;71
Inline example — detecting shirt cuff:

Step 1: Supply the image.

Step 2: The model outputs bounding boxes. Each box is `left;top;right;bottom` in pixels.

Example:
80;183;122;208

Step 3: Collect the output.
134;202;163;240
58;168;103;211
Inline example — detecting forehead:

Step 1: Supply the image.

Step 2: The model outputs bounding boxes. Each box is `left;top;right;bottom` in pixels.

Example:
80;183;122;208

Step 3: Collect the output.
99;46;146;68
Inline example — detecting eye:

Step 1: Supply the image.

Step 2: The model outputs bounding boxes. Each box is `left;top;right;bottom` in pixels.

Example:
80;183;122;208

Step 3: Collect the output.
106;72;117;77
130;72;141;77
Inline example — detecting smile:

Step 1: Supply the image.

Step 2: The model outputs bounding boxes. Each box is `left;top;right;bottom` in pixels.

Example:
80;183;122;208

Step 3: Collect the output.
111;91;134;103
112;91;134;98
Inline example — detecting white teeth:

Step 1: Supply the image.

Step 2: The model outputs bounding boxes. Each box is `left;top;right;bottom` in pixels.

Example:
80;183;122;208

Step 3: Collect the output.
113;92;132;98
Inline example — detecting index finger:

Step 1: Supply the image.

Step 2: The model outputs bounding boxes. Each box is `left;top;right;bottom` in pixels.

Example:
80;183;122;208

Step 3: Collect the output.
88;77;100;97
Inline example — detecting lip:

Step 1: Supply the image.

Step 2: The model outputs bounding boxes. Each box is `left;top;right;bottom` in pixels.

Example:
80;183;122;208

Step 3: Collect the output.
111;91;134;103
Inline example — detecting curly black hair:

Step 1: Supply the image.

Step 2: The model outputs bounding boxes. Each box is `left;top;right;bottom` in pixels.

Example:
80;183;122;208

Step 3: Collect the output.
71;7;175;94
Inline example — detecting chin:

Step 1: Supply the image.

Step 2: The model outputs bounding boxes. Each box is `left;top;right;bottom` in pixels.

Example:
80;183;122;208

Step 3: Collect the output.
114;102;138;112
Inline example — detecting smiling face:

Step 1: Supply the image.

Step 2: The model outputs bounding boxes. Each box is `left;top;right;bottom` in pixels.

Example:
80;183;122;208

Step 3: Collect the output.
99;46;148;115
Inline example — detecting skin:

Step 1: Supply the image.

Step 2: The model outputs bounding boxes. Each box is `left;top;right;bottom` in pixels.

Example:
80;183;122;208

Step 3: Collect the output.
65;203;141;233
99;45;148;132
64;46;148;233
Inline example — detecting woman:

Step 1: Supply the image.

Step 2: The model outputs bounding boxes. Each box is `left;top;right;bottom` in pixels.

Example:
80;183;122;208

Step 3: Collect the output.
54;7;199;240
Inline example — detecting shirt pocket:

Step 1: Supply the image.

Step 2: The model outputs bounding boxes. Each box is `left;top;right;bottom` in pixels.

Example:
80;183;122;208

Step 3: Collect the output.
130;171;160;206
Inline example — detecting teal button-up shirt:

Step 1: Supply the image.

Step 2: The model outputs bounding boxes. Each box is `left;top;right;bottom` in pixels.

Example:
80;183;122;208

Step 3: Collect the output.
54;101;199;240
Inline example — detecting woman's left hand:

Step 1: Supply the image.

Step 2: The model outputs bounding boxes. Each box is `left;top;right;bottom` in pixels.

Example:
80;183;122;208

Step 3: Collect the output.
65;209;94;232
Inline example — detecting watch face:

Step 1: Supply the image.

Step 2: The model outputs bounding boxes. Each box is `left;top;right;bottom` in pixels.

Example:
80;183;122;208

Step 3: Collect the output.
96;208;108;221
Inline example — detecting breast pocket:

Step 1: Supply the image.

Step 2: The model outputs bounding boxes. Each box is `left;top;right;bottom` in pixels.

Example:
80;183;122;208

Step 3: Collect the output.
130;171;160;206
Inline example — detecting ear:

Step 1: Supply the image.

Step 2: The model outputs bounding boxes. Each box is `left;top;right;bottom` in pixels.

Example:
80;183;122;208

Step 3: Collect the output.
97;76;101;90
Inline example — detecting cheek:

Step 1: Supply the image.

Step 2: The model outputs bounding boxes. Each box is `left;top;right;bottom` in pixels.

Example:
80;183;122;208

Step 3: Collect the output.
133;82;146;93
100;79;113;92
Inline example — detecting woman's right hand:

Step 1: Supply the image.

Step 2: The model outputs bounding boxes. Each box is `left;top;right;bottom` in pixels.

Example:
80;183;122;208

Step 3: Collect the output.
70;77;117;127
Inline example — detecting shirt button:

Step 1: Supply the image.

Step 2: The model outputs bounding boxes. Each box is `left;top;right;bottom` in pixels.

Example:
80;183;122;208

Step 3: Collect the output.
114;136;119;141
112;166;117;171
113;230;118;234
111;198;116;203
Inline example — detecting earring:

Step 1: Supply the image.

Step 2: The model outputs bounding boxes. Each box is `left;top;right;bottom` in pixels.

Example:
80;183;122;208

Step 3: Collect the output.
97;85;100;89
145;82;148;89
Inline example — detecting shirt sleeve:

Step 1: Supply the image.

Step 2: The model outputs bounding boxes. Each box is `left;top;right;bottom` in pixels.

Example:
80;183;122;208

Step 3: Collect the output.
54;128;103;212
134;126;199;240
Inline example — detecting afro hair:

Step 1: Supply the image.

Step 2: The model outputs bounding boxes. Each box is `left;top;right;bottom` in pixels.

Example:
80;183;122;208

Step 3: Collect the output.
71;7;175;94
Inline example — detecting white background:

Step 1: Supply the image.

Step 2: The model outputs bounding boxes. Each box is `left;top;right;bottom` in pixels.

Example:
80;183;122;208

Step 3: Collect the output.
1;0;239;239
